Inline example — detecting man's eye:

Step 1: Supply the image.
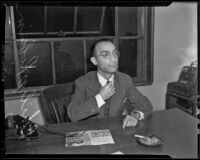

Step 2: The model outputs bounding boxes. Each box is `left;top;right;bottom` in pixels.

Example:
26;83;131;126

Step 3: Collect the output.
102;52;109;56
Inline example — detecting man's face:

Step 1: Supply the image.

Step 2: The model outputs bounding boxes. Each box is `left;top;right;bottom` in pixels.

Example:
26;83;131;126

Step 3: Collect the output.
91;41;119;74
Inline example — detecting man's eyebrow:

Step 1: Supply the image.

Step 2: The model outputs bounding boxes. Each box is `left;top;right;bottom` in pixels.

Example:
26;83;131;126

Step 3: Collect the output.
100;50;109;53
100;49;117;53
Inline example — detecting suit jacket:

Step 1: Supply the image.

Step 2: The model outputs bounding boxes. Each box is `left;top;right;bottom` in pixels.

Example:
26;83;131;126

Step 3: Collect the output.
67;71;153;122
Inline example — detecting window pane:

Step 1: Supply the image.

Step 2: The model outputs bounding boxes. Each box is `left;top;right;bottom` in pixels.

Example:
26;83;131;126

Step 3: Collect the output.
77;7;102;32
4;43;16;89
118;7;138;36
14;6;44;34
75;7;115;36
47;7;74;32
118;39;137;77
17;42;52;87
54;40;84;83
13;6;115;38
101;7;115;36
5;7;12;40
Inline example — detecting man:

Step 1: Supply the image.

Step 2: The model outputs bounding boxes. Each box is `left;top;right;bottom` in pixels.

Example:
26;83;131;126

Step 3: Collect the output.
67;39;153;128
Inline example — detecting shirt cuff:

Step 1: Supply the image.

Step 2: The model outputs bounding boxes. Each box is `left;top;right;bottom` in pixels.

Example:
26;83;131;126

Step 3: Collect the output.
131;110;144;120
95;94;105;108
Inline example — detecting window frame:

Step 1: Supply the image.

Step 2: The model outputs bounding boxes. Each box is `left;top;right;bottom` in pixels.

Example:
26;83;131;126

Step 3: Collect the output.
4;6;154;92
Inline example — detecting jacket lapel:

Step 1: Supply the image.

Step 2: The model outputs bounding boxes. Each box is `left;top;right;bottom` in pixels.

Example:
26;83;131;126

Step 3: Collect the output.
87;71;102;94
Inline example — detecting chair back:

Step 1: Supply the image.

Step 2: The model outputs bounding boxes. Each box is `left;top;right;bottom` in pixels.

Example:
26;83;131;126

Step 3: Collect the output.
41;82;74;124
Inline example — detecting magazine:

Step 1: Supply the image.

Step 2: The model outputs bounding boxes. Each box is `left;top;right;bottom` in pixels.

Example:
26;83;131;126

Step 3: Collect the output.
65;129;115;147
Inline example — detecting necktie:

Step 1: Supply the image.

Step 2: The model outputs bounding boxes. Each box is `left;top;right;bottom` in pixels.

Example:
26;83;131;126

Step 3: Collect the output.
104;80;111;118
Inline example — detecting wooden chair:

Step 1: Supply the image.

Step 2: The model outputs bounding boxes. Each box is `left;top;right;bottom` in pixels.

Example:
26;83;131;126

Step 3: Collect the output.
40;82;74;124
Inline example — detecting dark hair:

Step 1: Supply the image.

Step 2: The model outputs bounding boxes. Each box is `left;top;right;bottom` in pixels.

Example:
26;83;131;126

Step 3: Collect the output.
90;38;113;57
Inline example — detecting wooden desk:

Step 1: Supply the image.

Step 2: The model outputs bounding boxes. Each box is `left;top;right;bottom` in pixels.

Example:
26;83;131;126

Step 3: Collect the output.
5;108;198;158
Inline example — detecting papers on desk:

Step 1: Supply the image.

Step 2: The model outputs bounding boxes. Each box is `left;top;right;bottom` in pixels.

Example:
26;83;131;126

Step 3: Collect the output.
65;129;114;147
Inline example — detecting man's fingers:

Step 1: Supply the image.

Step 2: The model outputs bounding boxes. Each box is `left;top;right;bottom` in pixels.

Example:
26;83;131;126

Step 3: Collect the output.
126;120;132;127
123;116;131;128
130;116;137;127
104;83;113;90
130;119;137;127
125;117;133;127
123;115;138;128
122;117;128;128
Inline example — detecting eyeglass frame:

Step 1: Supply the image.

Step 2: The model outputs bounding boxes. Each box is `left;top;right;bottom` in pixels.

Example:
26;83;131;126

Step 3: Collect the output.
95;50;120;60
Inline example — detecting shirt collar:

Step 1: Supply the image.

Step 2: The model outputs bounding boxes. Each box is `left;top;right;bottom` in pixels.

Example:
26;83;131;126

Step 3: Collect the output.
97;72;114;86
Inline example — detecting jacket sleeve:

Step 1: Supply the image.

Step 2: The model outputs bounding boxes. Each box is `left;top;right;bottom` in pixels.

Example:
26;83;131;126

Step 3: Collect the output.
125;76;153;120
67;80;100;122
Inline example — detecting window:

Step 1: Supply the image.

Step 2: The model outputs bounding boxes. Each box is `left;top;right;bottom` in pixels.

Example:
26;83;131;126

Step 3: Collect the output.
4;5;154;90
13;6;115;38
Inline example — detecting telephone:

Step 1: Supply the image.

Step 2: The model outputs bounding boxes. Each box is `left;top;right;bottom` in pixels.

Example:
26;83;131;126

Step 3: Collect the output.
5;115;39;140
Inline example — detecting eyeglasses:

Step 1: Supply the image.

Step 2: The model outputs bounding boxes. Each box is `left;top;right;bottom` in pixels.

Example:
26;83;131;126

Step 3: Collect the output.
96;50;120;60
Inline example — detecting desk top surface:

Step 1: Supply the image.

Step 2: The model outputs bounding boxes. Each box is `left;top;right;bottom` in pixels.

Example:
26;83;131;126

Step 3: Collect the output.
5;108;198;158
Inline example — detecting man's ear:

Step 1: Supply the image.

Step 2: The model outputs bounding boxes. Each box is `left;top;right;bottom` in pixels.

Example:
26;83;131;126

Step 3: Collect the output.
90;57;97;65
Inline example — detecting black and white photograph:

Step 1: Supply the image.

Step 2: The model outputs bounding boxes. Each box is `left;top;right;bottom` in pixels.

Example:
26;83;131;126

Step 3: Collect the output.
1;1;198;158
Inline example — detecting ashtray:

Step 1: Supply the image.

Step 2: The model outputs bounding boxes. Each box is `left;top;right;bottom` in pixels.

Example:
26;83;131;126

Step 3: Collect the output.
134;134;163;147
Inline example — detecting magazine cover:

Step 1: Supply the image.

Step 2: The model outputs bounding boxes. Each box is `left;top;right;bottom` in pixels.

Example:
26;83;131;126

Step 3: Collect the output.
65;129;115;147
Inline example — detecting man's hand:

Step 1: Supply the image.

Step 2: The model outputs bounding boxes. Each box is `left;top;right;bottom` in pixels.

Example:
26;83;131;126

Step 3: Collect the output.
99;81;115;101
122;115;138;128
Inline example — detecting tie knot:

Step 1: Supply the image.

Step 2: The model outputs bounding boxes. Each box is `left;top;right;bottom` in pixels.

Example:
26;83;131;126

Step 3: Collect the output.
107;80;111;84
